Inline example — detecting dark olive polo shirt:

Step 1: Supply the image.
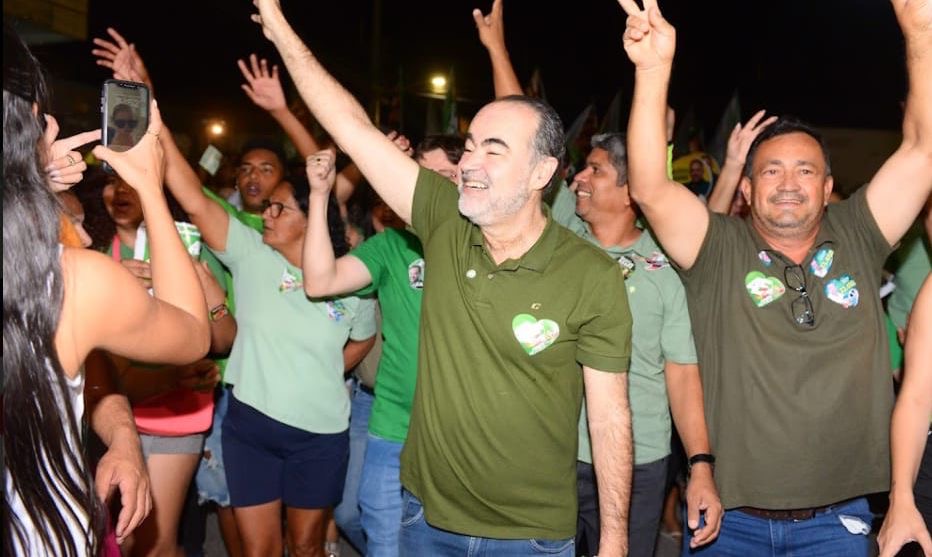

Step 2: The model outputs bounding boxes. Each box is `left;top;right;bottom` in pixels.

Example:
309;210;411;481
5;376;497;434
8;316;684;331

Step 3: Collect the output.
399;168;632;539
679;186;894;510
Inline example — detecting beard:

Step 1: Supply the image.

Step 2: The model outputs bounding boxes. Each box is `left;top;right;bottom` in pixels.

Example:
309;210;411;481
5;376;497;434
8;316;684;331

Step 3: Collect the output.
458;181;531;226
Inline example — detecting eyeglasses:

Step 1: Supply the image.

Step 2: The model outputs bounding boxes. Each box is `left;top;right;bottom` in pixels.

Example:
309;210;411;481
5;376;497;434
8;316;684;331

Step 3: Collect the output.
114;119;138;129
784;264;815;328
261;200;301;219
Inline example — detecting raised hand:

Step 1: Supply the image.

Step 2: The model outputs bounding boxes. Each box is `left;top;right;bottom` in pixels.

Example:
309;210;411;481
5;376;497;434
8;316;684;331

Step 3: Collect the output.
92;99;165;197
238;54;287;113
472;0;506;52
306;150;337;196
386;130;414;157
618;0;676;71
725;110;778;166
251;0;286;42
43;114;100;191
890;0;932;39
92;28;153;91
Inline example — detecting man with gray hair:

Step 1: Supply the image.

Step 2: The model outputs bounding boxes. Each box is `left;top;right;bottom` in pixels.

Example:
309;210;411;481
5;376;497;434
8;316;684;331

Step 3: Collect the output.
551;132;721;556
252;1;635;555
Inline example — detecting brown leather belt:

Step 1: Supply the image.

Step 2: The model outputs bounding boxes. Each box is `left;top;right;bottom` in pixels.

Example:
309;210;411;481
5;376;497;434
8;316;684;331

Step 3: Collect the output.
736;505;833;521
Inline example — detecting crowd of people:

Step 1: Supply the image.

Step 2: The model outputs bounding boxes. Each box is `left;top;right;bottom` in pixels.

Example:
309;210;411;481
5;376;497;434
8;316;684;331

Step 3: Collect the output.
3;0;931;556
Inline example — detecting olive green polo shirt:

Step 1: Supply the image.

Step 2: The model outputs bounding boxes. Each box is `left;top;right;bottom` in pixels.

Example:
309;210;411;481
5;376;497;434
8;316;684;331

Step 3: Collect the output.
679;187;894;509
552;185;697;466
400;168;632;540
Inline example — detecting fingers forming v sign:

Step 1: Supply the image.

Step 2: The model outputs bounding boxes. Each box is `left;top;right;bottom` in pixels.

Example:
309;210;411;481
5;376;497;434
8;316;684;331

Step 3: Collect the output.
237;53;287;112
618;0;676;71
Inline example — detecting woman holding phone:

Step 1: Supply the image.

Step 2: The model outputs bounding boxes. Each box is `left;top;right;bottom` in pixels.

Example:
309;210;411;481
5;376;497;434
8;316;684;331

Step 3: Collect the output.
2;24;209;556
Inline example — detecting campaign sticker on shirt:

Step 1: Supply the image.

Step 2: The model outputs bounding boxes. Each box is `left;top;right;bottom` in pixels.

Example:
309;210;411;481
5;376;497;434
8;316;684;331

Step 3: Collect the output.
327;300;347;322
279;268;302;293
408;258;425;290
758;251;773;267
618;255;636;279
809;248;834;278
745;271;786;307
643;251;669;271
824;274;859;308
512;313;560;356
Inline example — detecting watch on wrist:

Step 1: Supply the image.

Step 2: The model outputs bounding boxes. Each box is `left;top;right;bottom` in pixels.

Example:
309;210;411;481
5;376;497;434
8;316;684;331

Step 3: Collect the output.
209;302;230;322
688;453;716;471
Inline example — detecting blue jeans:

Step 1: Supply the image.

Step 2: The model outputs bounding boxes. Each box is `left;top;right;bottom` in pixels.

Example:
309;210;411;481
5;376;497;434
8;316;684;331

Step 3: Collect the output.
399;490;574;557
359;434;404;557
683;497;873;556
334;381;373;553
195;385;231;506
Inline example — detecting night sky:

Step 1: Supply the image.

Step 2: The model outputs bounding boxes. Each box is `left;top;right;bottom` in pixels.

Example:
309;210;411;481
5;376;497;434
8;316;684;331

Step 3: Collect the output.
30;0;908;151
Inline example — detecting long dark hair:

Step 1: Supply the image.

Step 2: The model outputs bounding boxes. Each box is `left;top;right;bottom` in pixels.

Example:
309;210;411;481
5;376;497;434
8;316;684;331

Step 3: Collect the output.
289;175;349;257
3;23;105;556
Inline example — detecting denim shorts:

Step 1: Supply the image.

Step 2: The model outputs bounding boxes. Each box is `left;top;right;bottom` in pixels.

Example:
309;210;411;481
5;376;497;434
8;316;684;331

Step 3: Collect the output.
195;385;232;506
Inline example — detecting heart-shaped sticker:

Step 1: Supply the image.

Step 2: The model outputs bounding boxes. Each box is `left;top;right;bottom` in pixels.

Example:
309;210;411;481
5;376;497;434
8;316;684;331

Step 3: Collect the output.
824;274;859;308
745;271;786;307
512;313;560;356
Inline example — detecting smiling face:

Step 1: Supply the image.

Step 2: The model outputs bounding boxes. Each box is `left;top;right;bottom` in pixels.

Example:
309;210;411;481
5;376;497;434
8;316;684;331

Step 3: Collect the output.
261;182;307;251
456;101;556;227
237;148;285;214
572;147;630;224
102;176;143;231
741;132;833;240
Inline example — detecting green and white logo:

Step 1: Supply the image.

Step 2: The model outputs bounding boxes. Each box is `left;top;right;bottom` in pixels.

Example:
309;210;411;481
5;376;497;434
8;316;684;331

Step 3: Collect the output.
512;313;560;356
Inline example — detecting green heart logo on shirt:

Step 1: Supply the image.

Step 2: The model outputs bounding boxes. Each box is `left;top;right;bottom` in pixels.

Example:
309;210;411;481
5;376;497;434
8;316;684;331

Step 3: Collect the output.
512;313;560;356
744;271;786;307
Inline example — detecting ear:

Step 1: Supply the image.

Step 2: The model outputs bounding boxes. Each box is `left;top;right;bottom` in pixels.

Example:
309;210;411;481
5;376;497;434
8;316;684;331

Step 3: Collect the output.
822;176;834;206
739;175;753;206
530;156;559;192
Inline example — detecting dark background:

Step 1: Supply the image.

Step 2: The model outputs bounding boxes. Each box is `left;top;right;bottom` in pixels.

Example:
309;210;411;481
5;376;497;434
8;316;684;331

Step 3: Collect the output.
28;0;908;158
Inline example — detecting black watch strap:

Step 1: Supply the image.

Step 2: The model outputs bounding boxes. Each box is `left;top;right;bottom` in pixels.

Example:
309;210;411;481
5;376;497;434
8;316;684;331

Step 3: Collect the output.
688;453;716;469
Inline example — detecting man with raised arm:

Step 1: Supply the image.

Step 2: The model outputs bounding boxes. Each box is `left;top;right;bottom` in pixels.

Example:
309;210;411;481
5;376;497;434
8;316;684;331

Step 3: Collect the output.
622;0;932;554
253;2;634;555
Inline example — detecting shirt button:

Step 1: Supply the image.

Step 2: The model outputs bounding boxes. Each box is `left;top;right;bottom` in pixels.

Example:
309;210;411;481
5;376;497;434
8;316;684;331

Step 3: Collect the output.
487;273;494;279
466;269;477;279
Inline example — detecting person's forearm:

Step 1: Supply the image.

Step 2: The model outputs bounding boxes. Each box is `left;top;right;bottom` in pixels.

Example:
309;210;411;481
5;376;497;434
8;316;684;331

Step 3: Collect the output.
627;65;674;207
343;336;375;372
91;388;140;449
335;163;362;206
889;399;927;505
160;129;212;219
136;186;208;338
303;191;340;297
666;363;711;458
209;312;236;356
488;47;522;98
269;107;320;159
901;21;932;147
706;161;742;214
590;399;632;553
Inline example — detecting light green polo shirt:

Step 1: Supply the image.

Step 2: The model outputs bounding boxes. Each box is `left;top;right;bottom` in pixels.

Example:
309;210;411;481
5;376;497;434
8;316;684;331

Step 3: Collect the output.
350;228;424;442
214;217;377;433
886;223;931;329
400;168;633;540
551;184;696;466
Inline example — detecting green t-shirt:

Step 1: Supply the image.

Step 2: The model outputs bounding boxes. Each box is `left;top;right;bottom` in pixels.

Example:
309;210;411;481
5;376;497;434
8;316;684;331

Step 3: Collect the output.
886;224;931;329
678;187;894;509
400;168;632;539
350;228;424;442
214;217;377;433
550;188;697;466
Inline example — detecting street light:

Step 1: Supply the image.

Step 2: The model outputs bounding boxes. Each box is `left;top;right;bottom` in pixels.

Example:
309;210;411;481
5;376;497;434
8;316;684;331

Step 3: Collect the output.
208;120;225;137
429;74;447;94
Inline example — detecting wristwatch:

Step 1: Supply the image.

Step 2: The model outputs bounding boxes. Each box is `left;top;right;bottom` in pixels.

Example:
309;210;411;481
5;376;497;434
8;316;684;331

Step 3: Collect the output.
209;302;230;322
688;453;716;471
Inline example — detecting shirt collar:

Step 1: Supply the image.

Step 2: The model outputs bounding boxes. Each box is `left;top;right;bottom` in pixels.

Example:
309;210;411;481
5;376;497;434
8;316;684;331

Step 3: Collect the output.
469;204;559;273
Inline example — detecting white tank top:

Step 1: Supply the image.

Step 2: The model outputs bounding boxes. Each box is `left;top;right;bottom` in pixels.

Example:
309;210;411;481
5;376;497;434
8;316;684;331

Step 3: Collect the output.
4;371;94;555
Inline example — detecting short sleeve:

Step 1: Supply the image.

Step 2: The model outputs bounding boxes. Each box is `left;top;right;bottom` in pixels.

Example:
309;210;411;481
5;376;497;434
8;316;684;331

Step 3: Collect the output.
349;295;378;341
350;231;390;295
575;263;633;372
659;273;698;364
410;167;461;244
211;216;263;271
